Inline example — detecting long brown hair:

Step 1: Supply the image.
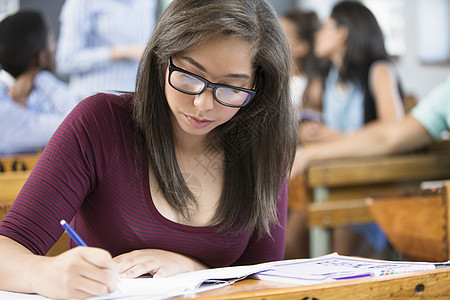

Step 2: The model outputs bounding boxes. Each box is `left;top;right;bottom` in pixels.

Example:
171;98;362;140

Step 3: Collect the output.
133;0;297;235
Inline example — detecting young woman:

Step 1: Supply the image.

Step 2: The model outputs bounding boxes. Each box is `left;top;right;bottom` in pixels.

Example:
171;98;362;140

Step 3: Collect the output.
300;0;404;143
0;0;297;299
287;1;405;259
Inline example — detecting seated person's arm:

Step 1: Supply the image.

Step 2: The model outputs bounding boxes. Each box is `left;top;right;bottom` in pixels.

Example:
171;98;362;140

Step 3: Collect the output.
291;115;434;177
7;68;39;106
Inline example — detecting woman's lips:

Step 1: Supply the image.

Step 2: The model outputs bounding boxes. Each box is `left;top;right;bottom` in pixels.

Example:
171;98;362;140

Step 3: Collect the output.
186;115;213;129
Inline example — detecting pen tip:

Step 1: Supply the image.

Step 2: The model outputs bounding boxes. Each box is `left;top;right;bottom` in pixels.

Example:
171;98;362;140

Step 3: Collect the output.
60;220;66;225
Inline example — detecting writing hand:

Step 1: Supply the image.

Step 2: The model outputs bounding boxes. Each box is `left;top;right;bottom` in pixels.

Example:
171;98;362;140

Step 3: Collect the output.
113;249;208;279
32;247;119;299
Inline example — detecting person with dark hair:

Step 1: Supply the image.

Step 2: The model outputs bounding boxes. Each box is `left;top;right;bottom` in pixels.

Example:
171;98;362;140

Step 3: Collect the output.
0;0;297;299
0;10;79;155
301;0;404;143
280;9;323;120
287;1;405;259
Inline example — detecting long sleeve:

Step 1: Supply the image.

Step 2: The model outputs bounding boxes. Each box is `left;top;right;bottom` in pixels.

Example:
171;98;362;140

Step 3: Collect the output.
0;94;119;254
411;75;450;141
0;101;65;155
30;71;80;113
0;71;78;155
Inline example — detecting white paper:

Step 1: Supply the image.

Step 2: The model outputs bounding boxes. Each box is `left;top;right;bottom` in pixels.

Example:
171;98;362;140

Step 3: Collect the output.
91;263;272;300
255;253;436;285
0;253;439;299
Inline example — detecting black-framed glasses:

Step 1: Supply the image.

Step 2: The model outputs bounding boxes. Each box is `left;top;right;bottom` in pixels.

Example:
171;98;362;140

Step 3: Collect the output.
168;57;256;108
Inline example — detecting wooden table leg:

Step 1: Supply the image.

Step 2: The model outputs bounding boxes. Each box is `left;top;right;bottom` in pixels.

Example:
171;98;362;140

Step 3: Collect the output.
310;186;331;257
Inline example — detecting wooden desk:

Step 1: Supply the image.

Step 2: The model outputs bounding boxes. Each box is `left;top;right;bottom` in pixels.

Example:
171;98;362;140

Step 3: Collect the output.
0;171;31;204
0;153;40;173
175;268;450;299
305;150;450;257
368;183;450;262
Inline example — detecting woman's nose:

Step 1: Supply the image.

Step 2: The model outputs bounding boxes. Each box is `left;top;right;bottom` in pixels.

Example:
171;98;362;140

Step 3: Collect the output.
193;88;215;111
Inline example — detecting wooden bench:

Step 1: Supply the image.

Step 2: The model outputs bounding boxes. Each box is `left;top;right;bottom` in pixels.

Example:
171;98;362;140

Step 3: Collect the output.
0;153;68;256
0;171;31;204
172;268;450;299
296;141;450;257
0;153;40;173
367;182;450;262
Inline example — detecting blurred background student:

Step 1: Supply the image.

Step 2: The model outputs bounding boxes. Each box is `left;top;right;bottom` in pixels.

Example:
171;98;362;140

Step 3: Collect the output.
301;0;404;144
292;74;450;174
287;0;405;259
280;9;323;121
56;0;157;100
0;10;79;155
280;8;323;259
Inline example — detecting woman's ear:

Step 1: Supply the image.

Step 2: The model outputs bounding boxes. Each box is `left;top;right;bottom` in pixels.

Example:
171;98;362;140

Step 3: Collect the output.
336;25;349;44
36;48;54;71
37;50;47;68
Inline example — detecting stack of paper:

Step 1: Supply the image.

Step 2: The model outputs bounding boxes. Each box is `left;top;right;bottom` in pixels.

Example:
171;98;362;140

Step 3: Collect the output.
253;253;436;285
92;263;273;300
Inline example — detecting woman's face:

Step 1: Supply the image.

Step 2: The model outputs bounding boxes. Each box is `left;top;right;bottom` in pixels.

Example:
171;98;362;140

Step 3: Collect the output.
280;17;310;63
165;36;255;142
314;17;346;59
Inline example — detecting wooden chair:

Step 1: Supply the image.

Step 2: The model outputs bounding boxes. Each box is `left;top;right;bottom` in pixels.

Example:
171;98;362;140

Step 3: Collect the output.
367;182;450;262
0;152;40;173
289;140;450;257
0;171;31;204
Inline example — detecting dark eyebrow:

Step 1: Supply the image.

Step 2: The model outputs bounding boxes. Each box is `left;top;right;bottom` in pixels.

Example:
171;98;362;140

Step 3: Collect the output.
180;56;251;80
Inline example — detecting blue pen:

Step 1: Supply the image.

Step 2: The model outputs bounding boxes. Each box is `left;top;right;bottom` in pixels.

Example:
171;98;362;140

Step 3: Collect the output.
334;272;373;280
60;220;88;247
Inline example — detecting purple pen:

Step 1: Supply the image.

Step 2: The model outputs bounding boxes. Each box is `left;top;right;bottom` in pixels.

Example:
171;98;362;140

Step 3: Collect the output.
334;272;373;280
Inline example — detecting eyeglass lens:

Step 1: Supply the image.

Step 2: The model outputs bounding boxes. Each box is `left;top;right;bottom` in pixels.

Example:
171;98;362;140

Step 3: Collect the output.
169;69;254;107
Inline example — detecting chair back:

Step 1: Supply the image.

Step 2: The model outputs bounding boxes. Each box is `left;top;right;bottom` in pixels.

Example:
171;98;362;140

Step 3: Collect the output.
367;182;450;262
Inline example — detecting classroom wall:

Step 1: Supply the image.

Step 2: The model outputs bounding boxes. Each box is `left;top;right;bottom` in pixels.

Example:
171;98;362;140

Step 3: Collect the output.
396;0;450;99
19;0;65;37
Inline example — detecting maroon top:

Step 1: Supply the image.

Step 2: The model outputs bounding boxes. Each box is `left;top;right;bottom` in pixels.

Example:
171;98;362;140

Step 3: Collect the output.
0;93;287;267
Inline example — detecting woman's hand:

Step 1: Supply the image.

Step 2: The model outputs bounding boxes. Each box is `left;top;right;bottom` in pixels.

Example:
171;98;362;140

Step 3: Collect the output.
31;247;119;300
113;249;208;279
299;121;341;144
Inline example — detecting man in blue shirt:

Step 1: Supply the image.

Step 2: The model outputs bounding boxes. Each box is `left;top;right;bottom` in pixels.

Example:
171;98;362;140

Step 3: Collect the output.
0;10;79;155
